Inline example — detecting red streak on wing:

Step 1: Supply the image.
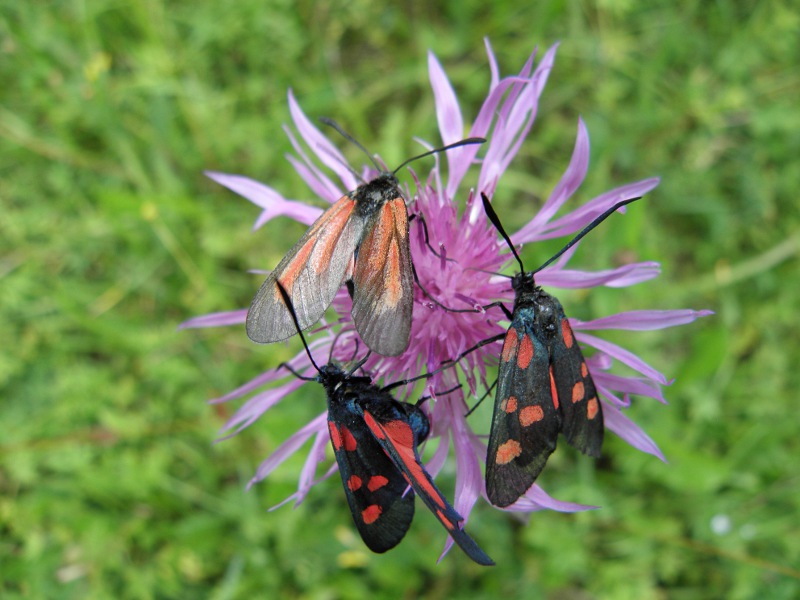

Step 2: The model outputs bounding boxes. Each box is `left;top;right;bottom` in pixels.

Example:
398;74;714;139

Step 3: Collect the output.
368;416;446;511
341;426;357;452
501;328;518;363
561;318;574;348
328;421;343;451
517;335;534;369
549;367;559;410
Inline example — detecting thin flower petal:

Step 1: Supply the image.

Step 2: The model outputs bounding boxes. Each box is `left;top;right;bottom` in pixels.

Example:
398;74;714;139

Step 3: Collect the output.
247;412;328;489
513;118;589;241
219;376;309;437
287;90;358;190
204;171;321;228
603;402;667;461
283;127;343;203
179;309;247;330
575;309;715;331
594;372;667;404
576;332;669;385
504;485;597;513
428;51;464;145
537;262;662;288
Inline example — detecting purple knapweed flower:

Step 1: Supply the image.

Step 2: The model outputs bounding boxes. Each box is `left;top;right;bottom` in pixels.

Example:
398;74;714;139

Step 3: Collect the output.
181;39;712;557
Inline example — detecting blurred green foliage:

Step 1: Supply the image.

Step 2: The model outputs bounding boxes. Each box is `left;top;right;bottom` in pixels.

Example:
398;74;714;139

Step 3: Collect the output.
1;0;798;598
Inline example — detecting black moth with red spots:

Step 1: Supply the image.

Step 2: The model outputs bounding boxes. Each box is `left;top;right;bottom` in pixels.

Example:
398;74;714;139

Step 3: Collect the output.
479;192;642;508
485;273;602;507
274;281;493;565
319;363;493;565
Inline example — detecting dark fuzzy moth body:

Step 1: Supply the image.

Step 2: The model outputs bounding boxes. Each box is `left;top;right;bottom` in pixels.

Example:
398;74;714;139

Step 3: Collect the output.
485;272;604;508
319;363;493;565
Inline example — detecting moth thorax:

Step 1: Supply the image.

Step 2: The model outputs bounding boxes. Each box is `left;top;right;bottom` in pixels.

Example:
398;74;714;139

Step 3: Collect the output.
534;291;560;339
353;173;401;217
404;404;430;442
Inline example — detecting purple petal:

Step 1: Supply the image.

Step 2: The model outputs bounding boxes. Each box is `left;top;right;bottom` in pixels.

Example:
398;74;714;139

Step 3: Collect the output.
204;171;321;228
295;429;332;503
575;309;714;331
484;37;500;91
283;128;344;204
537;262;662;289
248;412;328;488
603;402;666;461
428;51;464;145
219;376;309;437
287;90;358;191
504;485;597;513
576;332;669;384
210;370;281;405
594;372;667;404
269;463;339;511
514;118;589;244
178;309;247;330
539;178;661;239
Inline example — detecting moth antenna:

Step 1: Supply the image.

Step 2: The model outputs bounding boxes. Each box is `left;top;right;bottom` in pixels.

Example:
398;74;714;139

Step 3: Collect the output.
317;144;366;185
480;193;525;273
275;281;321;374
392;137;486;175
463;266;514;279
532;196;643;274
347;351;371;378
319;117;382;173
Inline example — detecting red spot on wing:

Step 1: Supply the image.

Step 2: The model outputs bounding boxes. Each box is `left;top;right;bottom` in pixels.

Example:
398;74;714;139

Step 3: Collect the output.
328;421;343;451
341;426;357;452
517;335;534;369
501;396;518;413
519;405;544;426
549;367;559;410
581;362;588;377
495;440;522;465
362;504;382;524
367;475;389;492
501;328;518;363
347;475;362;491
587;397;600;420
561;319;574;348
572;381;585;403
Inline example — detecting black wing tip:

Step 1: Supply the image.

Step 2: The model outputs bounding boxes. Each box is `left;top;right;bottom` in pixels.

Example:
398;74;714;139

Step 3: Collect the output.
450;529;495;566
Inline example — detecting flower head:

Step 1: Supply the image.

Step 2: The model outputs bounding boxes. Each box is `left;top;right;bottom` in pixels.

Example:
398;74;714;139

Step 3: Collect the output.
182;39;711;557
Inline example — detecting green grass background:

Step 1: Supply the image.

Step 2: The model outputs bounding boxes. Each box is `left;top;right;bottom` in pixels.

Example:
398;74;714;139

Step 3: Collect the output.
2;1;798;598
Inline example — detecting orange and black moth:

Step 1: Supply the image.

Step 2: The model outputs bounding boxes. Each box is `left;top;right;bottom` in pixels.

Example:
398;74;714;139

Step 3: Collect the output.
246;171;414;357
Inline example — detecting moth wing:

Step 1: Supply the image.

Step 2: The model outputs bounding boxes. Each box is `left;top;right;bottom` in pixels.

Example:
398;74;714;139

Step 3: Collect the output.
326;401;414;553
350;197;413;356
485;319;561;508
246;196;365;343
550;311;604;457
361;401;494;566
